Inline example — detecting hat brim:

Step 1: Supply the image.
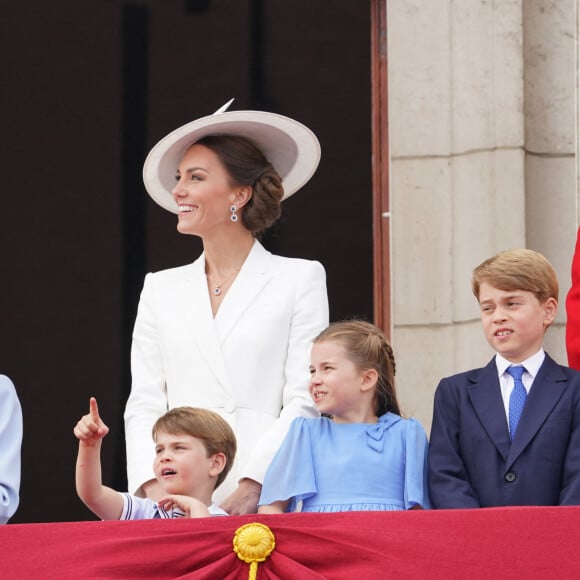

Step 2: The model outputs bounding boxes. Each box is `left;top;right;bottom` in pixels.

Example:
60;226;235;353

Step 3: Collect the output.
143;110;321;214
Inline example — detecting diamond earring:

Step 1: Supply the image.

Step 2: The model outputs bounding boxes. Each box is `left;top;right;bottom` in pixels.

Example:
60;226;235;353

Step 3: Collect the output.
230;205;238;222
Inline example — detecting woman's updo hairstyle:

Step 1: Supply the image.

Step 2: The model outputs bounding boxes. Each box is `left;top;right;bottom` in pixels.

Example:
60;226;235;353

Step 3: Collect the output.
195;134;284;236
314;320;401;417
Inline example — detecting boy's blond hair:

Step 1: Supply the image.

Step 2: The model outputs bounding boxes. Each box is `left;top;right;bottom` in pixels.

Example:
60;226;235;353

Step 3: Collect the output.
472;248;559;303
152;407;236;489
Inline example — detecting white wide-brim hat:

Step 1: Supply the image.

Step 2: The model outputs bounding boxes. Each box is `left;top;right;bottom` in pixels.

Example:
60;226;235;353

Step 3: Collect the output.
143;100;321;214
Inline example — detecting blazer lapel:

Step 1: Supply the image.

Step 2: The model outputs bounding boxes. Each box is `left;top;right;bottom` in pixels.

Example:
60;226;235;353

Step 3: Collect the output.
467;359;511;461
181;255;232;391
214;240;272;341
507;354;568;466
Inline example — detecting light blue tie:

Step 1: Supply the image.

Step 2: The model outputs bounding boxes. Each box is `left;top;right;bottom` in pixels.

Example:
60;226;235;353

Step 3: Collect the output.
507;365;527;440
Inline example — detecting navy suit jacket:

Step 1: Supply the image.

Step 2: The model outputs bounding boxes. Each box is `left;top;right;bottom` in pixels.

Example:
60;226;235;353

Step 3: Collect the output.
428;354;580;508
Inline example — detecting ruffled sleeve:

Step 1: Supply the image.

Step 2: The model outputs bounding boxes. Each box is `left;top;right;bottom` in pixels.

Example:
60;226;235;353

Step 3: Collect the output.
258;417;318;511
402;418;431;509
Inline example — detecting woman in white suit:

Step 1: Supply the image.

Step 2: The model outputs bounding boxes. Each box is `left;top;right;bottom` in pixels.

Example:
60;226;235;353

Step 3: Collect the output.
124;102;329;514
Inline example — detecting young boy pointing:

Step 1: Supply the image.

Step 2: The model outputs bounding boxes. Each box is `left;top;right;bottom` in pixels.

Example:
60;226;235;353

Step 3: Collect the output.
74;398;236;519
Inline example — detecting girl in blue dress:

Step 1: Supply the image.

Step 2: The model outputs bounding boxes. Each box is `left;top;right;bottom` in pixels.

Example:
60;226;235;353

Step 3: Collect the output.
258;320;431;513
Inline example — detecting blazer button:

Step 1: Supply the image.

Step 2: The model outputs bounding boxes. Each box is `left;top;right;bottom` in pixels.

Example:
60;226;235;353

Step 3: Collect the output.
224;400;235;413
505;471;517;483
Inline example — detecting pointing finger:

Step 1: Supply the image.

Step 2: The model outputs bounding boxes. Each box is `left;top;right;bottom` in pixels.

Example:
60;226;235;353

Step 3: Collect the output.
89;397;100;422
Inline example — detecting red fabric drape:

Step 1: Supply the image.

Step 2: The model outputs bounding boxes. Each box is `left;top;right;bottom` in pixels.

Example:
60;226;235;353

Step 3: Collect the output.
2;509;579;579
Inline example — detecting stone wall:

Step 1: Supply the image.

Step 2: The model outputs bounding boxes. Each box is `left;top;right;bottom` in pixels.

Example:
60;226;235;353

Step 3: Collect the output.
387;0;578;431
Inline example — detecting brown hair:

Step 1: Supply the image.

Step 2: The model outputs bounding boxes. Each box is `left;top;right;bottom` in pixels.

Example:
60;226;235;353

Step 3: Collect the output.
313;320;401;417
152;407;237;489
472;248;559;303
195;134;284;236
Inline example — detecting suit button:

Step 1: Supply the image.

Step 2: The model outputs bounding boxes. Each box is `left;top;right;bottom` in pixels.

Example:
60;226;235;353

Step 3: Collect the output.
505;472;517;483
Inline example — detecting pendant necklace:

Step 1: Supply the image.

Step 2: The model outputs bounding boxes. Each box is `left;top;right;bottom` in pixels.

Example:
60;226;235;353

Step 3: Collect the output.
210;268;240;297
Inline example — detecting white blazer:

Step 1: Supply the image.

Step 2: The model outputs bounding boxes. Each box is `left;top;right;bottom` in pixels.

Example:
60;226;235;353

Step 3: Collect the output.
124;241;329;502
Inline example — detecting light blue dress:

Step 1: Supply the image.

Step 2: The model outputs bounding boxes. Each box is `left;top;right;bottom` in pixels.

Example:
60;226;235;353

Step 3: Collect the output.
259;413;431;512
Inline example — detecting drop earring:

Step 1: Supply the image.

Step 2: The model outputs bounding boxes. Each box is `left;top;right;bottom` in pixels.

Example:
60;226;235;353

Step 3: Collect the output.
230;204;238;222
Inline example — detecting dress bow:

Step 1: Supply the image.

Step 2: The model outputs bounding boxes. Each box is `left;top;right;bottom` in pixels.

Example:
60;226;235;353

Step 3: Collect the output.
365;413;401;452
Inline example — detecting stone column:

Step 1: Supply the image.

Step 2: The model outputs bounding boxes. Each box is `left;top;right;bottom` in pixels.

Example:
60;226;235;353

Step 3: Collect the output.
388;0;525;429
523;0;577;358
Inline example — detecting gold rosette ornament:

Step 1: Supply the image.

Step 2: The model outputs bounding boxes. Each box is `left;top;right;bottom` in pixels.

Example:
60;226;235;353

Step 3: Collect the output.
233;522;276;579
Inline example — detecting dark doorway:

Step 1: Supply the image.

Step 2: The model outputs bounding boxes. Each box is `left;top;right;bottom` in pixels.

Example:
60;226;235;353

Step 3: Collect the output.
1;1;372;523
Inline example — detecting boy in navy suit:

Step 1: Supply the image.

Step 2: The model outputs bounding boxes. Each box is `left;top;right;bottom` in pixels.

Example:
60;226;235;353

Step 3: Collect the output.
428;249;580;507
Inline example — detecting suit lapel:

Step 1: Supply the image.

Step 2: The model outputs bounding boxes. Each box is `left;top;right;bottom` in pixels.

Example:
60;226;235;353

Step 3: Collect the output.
507;355;568;466
214;241;272;342
181;255;232;391
467;359;511;461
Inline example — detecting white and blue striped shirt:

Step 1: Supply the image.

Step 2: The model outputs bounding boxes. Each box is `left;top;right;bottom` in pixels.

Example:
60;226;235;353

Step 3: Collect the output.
120;494;228;519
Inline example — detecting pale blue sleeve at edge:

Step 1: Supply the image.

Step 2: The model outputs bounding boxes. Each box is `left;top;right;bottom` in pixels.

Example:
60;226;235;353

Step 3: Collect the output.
0;375;23;524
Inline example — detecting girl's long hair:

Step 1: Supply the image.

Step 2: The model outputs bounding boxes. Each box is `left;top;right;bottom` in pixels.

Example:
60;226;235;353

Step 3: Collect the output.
314;320;401;416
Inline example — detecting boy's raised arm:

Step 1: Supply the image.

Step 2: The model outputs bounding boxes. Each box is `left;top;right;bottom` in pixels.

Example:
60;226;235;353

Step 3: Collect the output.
74;397;124;520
